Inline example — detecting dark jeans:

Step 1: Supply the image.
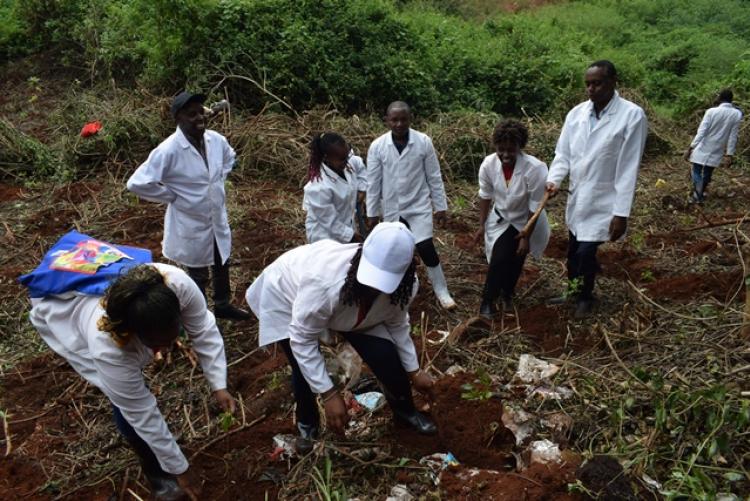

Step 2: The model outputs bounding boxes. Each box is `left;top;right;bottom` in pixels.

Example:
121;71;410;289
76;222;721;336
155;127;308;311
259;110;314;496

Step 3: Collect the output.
398;217;440;267
567;231;603;300
278;333;415;428
482;226;527;302
691;163;715;198
113;405;167;479
186;239;231;306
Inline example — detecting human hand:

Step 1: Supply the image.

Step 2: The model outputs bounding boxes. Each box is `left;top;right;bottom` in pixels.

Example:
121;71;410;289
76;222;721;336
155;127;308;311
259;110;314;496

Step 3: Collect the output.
608;216;628;242
176;469;201;501
723;155;734;167
367;217;380;229
323;392;349;434
545;182;559;198
213;389;237;414
473;228;485;246
516;236;530;256
683;148;692;162
434;211;448;228
410;370;436;401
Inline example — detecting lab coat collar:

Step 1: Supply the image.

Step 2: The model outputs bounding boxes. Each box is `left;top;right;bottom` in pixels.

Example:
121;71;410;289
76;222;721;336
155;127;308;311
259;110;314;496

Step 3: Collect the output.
718;102;734;108
175;126;212;150
321;162;350;183
587;91;621;132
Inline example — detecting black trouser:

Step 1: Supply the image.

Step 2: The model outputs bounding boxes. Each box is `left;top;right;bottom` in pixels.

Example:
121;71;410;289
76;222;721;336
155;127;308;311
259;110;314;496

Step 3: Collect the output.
278;333;415;428
399;217;440;267
566;231;603;300
113;405;166;480
482;226;527;303
186;240;231;306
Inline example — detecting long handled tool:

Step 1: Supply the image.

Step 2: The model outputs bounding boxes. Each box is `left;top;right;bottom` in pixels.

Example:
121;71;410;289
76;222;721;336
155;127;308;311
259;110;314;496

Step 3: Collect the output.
518;190;551;238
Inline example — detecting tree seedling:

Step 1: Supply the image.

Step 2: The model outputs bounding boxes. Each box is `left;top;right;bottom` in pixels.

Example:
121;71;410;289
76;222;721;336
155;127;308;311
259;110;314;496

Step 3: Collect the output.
461;370;494;401
218;411;237;432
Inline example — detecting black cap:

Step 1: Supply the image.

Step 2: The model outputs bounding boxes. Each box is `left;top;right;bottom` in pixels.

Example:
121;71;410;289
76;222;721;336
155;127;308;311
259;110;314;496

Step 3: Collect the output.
171;91;206;118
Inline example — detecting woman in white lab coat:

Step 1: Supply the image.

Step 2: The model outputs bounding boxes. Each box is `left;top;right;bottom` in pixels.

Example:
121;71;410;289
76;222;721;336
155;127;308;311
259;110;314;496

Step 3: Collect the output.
28;262;235;500
303;132;360;243
474;120;550;317
246;222;436;453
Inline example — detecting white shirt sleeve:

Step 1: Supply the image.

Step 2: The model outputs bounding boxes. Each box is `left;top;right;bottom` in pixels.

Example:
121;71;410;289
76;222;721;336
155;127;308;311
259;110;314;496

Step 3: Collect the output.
423;137;449;212
366;143;384;218
384;288;420;373
478;157;494;200
613;109;648;217
527;160;549;213
127;147;178;204
169;268;228;391
221;137;237;180
288;278;337;394
350;155;368;192
727;112;742;155
547;112;574;187
690;110;712;149
93;355;189;475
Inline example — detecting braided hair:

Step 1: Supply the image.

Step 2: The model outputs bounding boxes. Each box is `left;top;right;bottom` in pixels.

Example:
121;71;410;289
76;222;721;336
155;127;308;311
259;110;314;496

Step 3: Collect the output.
492;119;528;149
339;246;417;310
98;265;180;347
308;132;348;182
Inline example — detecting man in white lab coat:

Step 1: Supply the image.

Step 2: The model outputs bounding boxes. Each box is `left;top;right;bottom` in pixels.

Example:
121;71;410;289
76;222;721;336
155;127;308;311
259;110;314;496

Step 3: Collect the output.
127;91;250;320
684;89;743;203
366;101;456;309
547;61;648;318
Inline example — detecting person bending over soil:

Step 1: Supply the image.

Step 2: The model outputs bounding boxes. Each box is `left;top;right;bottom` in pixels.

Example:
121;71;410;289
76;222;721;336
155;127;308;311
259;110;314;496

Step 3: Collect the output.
26;261;236;500
474;119;550;317
246;222;436;454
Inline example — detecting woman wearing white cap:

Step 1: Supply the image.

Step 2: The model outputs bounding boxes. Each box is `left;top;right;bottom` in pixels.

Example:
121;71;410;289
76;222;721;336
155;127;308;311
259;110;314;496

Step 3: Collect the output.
245;222;436;452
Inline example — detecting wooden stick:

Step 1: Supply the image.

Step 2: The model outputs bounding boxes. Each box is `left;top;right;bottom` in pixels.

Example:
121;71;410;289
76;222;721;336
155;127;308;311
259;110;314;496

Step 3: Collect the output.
518;191;551;238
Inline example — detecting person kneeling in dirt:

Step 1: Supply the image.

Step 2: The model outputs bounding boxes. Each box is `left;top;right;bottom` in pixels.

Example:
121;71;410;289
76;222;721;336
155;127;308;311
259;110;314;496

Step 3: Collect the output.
474;119;550;317
23;241;236;500
303;132;362;243
246;222;437;454
127;91;250;321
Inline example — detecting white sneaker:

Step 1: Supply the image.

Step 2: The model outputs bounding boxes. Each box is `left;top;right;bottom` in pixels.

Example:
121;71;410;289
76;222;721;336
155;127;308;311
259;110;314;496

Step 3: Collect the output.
425;264;457;310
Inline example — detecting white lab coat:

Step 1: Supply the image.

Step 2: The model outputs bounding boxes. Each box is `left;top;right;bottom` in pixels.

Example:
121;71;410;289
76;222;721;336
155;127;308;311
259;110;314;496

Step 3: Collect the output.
547;92;648;242
478;152;550;261
349;152;367;192
303;164;358;243
245;240;419;394
689;102;743;167
366;129;448;243
28;263;227;475
127;128;236;267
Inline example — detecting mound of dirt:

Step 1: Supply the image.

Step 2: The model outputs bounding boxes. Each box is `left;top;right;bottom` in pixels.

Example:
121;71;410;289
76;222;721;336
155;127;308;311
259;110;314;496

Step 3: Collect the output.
645;271;741;301
576;455;637;501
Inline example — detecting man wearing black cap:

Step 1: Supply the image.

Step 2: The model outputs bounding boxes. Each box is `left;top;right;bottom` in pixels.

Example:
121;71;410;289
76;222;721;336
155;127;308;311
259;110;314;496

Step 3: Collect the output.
127;91;250;320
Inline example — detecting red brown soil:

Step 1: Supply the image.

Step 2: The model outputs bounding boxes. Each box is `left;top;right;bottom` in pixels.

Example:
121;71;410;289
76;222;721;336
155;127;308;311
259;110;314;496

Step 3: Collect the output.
390;374;515;470
441;459;583;500
0;183;24;201
0;456;52;500
52;181;103;204
645;271;742;302
545;234;568;259
31;207;79;237
517;304;599;355
598;248;662;282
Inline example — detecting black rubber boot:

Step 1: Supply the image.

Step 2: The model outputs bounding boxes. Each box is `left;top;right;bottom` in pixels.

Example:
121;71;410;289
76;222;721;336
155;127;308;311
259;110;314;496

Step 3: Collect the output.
295;422;319;455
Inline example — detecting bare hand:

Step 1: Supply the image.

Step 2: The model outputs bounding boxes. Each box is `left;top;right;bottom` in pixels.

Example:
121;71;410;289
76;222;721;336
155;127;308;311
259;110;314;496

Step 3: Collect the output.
357;191;366;203
683;148;691;162
367;216;380;229
213;389;237;414
723;155;733;167
608;216;628;242
473;228;485;246
545;182;559;198
434;211;448;228
323;393;349;434
516;236;530;256
410;370;436;401
176;469;201;501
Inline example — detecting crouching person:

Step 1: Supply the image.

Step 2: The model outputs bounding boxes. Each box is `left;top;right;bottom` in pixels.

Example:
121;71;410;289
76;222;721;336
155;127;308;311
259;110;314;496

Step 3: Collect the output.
20;233;236;500
246;222;437;454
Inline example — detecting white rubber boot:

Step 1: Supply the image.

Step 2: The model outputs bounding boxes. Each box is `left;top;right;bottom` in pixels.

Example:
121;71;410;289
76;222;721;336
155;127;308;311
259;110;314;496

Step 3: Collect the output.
425;264;456;310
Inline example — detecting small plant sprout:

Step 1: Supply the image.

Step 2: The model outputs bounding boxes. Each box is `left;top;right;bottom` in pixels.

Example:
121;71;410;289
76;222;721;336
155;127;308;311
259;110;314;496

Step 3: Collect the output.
218;411;237;432
461;369;495;401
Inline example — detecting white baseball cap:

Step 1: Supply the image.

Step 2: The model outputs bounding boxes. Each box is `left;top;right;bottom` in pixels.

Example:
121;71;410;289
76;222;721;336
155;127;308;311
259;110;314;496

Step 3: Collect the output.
356;222;416;294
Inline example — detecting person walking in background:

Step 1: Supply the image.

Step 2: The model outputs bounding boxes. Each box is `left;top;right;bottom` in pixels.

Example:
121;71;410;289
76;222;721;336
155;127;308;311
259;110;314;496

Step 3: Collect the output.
684;89;743;203
127;91;250;320
366;101;456;309
546;60;648;319
348;146;369;235
303;132;360;243
245;222;437;454
474;120;550;318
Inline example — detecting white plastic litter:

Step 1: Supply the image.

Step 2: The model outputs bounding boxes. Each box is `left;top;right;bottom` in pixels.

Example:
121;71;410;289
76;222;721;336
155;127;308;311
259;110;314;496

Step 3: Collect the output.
502;405;535;445
529;385;574;400
271;434;297;459
386;484;414;501
427;330;450;345
641;473;662;490
445;364;466;376
354;392;386;412
528;439;562;465
515;354;560;384
419;452;460;484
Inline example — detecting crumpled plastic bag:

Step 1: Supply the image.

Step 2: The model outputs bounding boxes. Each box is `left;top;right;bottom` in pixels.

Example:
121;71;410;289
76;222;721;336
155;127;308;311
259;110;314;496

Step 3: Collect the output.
354;392;386;412
515;354;560;384
419;452;460;484
386;484;414;501
528;439;562;465
502;405;535;445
